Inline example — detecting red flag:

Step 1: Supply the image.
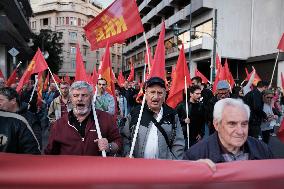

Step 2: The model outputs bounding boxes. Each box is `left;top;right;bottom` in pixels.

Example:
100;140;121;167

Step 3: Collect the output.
118;71;126;87
75;44;88;82
84;0;144;50
277;119;284;143
91;65;98;86
100;42;115;96
135;82;144;104
149;21;165;80
224;59;235;87
170;65;176;82
195;68;209;84
277;33;284;51
37;71;44;107
145;45;153;66
43;72;50;91
281;72;284;90
212;65;225;94
16;48;49;92
166;44;191;108
0;69;4;80
245;67;261;86
52;73;62;84
127;62;134;82
63;73;71;85
216;53;221;71
6;68;18;87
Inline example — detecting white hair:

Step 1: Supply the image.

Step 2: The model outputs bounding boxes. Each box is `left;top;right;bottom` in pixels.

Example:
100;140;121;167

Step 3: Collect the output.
213;98;250;123
69;81;93;95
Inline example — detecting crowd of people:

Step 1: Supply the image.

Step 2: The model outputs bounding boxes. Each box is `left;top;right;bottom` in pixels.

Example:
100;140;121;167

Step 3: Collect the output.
0;74;283;168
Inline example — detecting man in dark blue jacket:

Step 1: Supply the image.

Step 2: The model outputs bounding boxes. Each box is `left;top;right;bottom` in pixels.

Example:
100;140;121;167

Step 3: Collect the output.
184;98;273;162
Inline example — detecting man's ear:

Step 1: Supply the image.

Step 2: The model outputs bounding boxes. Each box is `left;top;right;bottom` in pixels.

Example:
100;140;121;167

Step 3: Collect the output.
213;119;219;131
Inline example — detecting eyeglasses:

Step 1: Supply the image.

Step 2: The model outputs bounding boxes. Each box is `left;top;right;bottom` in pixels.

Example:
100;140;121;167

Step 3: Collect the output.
265;96;273;99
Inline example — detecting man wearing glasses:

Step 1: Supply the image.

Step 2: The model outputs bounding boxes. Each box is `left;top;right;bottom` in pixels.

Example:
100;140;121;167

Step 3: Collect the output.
94;78;115;115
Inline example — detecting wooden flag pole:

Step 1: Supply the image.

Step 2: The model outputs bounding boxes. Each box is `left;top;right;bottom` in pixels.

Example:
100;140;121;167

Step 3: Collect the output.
92;85;107;157
129;95;146;158
47;67;62;96
269;51;280;87
184;76;190;149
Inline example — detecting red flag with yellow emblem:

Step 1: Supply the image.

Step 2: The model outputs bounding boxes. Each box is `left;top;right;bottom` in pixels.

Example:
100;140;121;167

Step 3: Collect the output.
16;48;48;92
84;0;144;50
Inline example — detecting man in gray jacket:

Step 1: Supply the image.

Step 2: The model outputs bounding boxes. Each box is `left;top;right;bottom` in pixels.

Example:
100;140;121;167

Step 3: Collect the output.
121;77;185;160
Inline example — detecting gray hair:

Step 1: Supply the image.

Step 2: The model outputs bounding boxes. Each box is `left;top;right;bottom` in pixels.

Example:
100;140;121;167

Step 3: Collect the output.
213;98;250;123
69;81;93;95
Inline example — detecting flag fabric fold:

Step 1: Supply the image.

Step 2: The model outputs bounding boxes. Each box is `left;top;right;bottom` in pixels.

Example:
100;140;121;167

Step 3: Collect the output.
166;44;191;108
149;21;165;80
6;68;18;87
100;42;115;96
245;67;261;86
16;48;49;92
195;68;209;84
277;33;284;51
84;0;144;50
75;44;89;82
118;71;126;87
127;62;134;82
224;59;235;88
43;72;50;91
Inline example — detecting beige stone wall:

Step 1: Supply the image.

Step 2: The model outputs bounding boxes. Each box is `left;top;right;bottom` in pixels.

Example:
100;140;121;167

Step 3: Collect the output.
30;0;122;77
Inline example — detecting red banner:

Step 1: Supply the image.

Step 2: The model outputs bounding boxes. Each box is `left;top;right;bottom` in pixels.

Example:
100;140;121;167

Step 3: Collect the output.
0;153;284;189
84;0;144;50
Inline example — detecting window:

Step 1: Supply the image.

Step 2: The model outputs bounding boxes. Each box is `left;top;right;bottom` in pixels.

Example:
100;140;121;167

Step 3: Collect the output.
83;47;88;56
83;61;87;69
70;17;77;26
43;18;49;26
78;18;81;26
70;46;76;54
194;20;213;39
178;31;190;49
66;17;69;25
69;32;77;40
71;59;76;69
31;21;36;29
41;18;49;26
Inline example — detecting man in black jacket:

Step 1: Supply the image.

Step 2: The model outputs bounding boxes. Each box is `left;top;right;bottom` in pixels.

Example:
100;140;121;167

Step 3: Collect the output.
243;81;269;138
0;87;42;149
183;98;273;162
0;110;40;154
176;85;205;149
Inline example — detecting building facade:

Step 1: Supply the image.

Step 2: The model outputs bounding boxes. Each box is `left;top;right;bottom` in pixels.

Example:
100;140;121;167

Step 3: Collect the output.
0;0;34;78
30;0;123;77
123;0;284;87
